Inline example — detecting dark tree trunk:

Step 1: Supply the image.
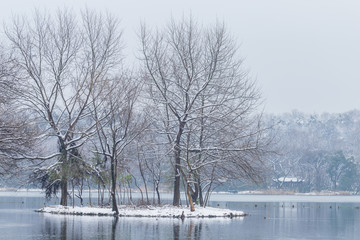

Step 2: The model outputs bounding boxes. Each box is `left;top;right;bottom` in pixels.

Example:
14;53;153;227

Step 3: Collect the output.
76;178;84;206
111;189;118;214
155;183;161;205
173;121;185;206
173;147;181;206
59;142;68;206
198;177;204;207
60;178;68;206
110;157;119;214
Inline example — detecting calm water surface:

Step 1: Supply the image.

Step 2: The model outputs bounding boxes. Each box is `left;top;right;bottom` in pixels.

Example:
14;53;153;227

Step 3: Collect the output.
1;192;360;239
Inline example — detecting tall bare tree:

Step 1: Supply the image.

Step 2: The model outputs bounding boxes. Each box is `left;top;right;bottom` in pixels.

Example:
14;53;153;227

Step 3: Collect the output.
92;73;146;214
5;9;123;205
0;45;37;178
140;16;270;208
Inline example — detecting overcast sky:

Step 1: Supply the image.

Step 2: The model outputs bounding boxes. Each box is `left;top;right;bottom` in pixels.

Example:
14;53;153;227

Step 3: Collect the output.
1;0;360;114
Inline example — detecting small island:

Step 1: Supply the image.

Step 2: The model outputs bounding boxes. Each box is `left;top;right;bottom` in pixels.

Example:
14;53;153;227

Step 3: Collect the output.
36;205;246;218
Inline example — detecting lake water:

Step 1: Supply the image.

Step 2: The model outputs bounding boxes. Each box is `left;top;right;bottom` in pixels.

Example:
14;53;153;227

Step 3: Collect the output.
1;192;360;239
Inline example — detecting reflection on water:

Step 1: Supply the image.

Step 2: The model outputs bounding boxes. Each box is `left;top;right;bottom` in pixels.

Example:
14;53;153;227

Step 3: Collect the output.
34;203;360;240
173;221;180;240
1;193;360;239
111;217;118;240
60;218;66;240
39;213;236;240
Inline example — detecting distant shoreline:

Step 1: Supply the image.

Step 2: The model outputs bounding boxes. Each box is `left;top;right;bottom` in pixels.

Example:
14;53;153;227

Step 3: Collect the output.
232;190;355;196
0;188;356;196
0;188;43;192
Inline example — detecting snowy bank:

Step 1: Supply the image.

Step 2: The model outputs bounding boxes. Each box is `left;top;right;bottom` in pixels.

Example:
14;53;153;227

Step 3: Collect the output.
36;205;246;218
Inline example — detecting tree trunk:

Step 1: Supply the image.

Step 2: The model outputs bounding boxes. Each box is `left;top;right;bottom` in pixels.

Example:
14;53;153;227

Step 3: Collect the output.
198;177;204;207
186;184;195;212
111;158;119;214
139;159;150;204
59;144;68;206
191;178;199;203
72;180;75;208
128;180;133;204
60;178;68;206
111;189;118;214
155;182;161;205
173;145;182;206
88;181;92;207
132;174;144;204
77;178;84;206
98;183;100;206
173;121;185;206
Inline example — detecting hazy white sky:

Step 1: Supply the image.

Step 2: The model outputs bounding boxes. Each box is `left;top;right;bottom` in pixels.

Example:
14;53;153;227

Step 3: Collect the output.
1;0;360;114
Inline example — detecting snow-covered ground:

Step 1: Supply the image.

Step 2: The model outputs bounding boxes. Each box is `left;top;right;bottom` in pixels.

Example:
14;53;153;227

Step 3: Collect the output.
36;205;246;218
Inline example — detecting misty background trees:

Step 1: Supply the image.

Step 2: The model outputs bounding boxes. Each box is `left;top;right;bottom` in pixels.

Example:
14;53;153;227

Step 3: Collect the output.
2;8;360;211
267;111;360;193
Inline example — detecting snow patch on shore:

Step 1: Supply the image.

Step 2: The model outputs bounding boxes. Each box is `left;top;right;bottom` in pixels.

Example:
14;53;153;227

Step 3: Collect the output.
36;205;245;218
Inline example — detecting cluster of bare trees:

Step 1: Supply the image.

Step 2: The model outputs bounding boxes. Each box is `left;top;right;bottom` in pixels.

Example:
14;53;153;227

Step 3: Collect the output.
0;9;270;212
140;18;270;210
4;9;126;207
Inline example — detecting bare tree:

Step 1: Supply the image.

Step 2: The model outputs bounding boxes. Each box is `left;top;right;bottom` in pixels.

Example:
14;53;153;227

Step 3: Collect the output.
5;9;123;205
140;16;270;209
0;45;38;178
92;73;146;214
135;132;167;205
144;148;164;205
